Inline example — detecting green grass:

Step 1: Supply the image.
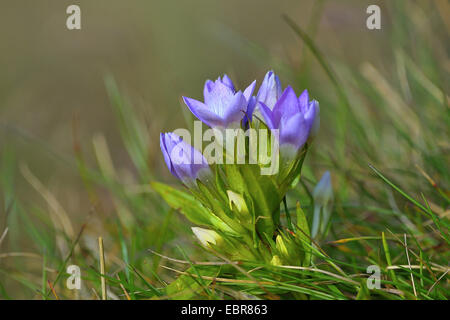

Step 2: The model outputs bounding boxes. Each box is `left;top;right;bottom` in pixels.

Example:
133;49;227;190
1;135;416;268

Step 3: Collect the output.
0;1;448;299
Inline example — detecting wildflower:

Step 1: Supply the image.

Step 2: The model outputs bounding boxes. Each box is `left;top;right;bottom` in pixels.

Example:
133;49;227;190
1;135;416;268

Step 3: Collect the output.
160;132;212;187
183;75;256;128
157;70;321;269
259;86;319;155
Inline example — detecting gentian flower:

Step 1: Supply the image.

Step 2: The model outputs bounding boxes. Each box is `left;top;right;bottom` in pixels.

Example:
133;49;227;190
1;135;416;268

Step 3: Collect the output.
183;74;256;128
248;70;283;121
160;132;212;186
259;86;319;153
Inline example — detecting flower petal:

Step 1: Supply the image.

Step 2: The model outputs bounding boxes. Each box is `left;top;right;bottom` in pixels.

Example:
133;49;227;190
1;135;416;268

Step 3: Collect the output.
223;91;247;125
258;102;276;130
221;74;235;91
245;95;257;123
183;96;224;127
160;132;211;185
204;81;235;117
272;86;299;125
298;89;309;113
257;71;282;110
243;80;256;102
160;133;179;179
306;100;320;138
203;79;215;100
279;112;309;149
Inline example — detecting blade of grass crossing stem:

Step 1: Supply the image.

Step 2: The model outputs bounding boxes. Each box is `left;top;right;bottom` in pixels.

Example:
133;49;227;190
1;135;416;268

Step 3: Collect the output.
116;275;131;300
128;264;161;297
177;246;214;298
421;193;450;245
403;234;417;298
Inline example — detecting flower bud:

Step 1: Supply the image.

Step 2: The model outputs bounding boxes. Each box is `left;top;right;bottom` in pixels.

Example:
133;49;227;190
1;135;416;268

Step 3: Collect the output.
227;190;249;215
270;255;283;266
275;235;289;257
191;227;222;247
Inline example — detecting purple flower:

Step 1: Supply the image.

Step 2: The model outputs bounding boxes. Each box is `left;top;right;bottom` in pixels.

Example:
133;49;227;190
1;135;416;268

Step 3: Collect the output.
160;132;211;186
183;75;256;128
259;86;319;151
248;70;282;120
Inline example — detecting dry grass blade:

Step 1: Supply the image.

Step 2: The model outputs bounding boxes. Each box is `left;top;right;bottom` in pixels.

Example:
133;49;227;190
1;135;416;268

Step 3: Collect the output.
0;227;8;247
387;265;449;273
148;249;231;266
404;234;417;298
116;275;131;300
161;265;272;285
20;163;75;239
427;270;449;295
47;281;59;300
277;265;359;286
0;252;42;259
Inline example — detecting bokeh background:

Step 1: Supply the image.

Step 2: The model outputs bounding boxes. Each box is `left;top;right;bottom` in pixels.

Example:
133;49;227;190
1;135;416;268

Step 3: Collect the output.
0;0;448;299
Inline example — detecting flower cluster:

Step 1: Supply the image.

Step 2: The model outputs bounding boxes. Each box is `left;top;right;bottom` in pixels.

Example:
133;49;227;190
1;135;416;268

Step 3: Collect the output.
156;71;320;265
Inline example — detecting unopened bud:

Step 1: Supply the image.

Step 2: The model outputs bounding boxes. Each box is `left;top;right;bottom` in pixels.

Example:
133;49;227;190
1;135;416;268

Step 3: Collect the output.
275;235;289;257
270;255;282;266
227;190;249;214
192;227;222;247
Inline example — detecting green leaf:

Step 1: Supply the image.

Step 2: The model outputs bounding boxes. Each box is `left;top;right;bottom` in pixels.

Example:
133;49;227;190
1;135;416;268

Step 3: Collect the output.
296;202;311;267
239;165;281;236
151;182;236;234
164;265;221;300
224;164;246;194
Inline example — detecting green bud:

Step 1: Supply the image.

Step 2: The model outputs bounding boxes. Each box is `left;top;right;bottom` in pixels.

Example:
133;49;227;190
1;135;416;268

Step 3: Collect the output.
275;233;302;265
270;255;283;266
192;227;222;247
275;235;289;257
227;190;249;214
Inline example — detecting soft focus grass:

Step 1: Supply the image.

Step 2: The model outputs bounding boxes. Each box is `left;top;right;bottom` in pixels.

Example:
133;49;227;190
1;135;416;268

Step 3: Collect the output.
0;1;448;299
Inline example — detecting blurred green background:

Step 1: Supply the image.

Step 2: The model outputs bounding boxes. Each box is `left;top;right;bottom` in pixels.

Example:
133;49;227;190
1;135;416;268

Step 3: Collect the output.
0;0;448;299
